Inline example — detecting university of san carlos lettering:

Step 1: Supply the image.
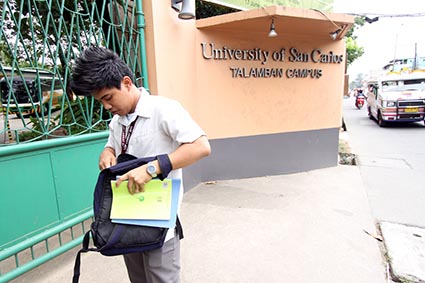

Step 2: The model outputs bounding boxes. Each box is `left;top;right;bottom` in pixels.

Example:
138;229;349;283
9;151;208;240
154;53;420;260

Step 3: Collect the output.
230;67;283;78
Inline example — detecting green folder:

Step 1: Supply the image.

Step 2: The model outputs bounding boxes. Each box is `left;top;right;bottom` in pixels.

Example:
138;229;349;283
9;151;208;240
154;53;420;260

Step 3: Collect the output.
110;179;172;220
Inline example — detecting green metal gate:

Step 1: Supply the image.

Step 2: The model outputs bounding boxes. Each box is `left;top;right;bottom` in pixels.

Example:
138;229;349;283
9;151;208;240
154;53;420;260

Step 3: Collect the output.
0;0;148;281
0;0;149;144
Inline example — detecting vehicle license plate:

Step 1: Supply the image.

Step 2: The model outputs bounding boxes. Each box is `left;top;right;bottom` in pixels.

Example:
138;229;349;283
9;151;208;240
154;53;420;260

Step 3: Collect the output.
404;107;418;113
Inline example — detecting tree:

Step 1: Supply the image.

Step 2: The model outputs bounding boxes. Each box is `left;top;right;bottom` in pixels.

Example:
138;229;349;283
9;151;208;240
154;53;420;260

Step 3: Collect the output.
0;0;20;66
0;0;115;142
349;73;365;89
345;17;365;67
13;0;99;75
196;0;239;19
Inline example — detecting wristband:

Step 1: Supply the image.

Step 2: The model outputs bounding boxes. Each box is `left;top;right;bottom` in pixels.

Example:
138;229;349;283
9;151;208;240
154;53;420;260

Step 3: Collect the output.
156;154;172;180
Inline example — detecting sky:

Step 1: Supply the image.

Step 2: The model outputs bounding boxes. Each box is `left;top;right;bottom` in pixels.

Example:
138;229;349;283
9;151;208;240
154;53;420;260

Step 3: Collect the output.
333;0;425;80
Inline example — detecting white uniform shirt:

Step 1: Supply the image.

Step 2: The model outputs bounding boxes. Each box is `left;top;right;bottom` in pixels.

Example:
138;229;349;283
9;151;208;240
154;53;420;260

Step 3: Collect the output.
105;87;206;241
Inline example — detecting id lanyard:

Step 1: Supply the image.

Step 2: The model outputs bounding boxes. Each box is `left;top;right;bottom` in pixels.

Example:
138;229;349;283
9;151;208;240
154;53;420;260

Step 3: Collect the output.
121;117;138;154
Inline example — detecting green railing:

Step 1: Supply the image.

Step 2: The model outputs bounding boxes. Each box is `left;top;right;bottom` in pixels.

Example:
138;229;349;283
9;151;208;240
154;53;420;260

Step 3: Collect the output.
0;212;93;283
0;132;109;282
0;0;148;281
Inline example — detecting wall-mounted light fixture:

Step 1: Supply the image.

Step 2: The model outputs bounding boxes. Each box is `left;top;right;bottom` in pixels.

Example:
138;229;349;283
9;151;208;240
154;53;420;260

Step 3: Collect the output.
268;18;278;38
312;9;346;41
171;0;195;20
329;28;342;40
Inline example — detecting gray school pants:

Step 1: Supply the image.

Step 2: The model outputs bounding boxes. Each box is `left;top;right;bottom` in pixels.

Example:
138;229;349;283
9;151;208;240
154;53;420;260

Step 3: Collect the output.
123;231;181;283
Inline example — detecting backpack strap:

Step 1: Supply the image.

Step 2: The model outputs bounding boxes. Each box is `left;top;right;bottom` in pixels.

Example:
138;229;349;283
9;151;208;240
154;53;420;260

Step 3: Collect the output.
176;216;184;240
72;231;95;283
73;219;183;283
110;156;155;175
72;224;140;282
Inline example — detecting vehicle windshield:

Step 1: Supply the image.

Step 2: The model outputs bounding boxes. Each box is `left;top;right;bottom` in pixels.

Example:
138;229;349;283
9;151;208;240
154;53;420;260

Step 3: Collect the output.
381;80;425;92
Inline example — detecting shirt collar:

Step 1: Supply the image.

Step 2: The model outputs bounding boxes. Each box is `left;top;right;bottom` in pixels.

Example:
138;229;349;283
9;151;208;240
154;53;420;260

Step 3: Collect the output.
118;87;152;125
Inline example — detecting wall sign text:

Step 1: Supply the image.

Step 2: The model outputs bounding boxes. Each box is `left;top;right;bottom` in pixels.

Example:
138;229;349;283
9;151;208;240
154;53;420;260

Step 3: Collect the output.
200;42;344;79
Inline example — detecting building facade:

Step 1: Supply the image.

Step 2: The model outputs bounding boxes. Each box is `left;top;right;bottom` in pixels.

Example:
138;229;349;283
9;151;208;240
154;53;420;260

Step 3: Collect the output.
142;3;354;187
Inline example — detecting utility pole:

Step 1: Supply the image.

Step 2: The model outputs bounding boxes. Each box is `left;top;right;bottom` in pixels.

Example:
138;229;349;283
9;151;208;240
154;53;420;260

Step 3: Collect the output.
413;42;418;70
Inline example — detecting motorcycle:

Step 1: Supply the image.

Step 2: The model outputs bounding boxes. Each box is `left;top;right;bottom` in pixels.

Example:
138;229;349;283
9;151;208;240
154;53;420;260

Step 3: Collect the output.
355;90;365;109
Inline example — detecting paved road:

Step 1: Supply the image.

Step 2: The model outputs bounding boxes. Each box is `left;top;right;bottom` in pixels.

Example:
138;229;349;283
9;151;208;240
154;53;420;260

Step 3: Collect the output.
0;113;29;144
0;112;60;144
343;96;425;227
343;96;425;282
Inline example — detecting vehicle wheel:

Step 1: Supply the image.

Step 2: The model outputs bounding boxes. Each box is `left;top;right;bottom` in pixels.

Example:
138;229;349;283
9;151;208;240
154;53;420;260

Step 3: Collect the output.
378;112;386;127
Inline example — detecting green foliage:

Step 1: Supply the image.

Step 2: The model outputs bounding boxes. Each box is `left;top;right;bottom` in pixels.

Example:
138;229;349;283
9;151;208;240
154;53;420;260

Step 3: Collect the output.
17;98;110;142
345;36;364;66
54;98;110;135
0;41;14;66
1;0;127;144
345;16;366;39
18;116;58;142
11;0;93;70
345;17;366;67
196;0;239;19
349;73;365;89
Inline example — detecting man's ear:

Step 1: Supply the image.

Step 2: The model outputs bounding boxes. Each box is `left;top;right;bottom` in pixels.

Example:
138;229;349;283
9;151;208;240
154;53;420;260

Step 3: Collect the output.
122;76;133;89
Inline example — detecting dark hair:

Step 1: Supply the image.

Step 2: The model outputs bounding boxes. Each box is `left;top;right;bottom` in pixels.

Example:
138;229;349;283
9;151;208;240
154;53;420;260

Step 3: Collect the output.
70;46;135;96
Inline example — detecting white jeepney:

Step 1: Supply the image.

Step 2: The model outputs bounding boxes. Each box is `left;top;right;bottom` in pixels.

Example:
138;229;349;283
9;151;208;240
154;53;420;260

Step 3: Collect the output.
366;69;425;127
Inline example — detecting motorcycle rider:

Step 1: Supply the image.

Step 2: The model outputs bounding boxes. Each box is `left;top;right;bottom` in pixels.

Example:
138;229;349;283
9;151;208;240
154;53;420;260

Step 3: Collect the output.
354;88;365;97
354;88;366;109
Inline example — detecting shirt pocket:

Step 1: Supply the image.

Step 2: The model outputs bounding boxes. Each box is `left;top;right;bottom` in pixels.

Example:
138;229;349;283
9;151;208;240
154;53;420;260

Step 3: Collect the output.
129;129;157;155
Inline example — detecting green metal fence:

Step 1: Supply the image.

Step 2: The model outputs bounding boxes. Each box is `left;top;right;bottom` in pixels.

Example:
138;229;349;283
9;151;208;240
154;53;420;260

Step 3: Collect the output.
0;0;148;281
0;133;107;282
0;0;148;145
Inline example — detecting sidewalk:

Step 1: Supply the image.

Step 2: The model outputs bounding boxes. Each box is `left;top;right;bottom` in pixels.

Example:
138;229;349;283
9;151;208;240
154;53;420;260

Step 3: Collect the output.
11;165;387;283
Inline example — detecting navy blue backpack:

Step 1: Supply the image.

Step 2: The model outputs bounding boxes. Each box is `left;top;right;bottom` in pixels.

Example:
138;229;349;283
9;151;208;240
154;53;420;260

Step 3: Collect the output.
72;156;183;283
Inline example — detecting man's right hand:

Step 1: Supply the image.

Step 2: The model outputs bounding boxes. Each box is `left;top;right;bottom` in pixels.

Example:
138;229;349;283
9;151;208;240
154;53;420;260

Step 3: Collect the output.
99;147;116;170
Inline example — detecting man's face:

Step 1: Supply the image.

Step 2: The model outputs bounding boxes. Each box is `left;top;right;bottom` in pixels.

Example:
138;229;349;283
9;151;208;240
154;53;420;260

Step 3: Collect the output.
93;78;132;116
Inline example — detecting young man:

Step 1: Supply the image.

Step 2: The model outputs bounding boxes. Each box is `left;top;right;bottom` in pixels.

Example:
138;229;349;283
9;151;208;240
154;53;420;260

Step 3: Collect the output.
70;46;211;283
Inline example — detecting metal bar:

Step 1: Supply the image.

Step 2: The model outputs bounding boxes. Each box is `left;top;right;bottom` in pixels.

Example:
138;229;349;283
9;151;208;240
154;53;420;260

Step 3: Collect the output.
0;210;93;260
14;254;19;269
70;226;75;240
0;131;108;157
0;235;86;283
135;0;149;90
82;221;87;234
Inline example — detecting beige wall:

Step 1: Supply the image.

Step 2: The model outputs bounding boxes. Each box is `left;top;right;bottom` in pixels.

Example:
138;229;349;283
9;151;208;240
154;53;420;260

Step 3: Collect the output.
143;0;197;111
195;33;346;139
143;2;353;140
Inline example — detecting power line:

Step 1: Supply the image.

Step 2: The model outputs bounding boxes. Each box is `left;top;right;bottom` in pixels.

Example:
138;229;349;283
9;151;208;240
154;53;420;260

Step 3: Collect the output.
347;12;425;18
